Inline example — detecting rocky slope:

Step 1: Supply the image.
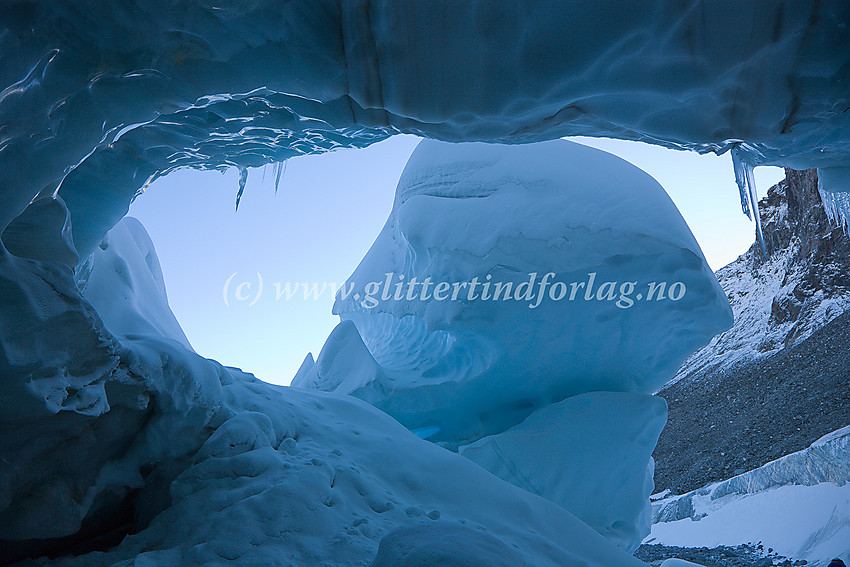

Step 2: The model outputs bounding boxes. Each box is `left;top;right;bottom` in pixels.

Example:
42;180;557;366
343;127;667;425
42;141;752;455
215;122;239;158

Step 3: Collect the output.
653;169;850;495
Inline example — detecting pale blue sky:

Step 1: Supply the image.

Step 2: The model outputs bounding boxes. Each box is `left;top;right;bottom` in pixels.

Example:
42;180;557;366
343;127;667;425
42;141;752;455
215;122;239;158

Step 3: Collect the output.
129;135;784;385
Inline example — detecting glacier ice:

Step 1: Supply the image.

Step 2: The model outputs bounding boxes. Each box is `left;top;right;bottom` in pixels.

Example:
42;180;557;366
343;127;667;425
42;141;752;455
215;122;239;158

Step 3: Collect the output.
0;212;645;566
653;425;850;524
459;392;668;553
1;195;78;267
296;139;731;448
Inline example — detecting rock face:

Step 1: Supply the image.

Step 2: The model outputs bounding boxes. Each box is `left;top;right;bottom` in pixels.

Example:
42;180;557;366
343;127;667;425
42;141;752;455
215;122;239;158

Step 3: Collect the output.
674;169;850;381
654;169;850;495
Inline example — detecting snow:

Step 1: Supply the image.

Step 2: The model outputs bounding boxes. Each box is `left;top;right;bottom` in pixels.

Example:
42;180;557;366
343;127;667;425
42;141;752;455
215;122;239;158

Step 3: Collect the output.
76;217;193;350
296;139;730;449
649;426;850;565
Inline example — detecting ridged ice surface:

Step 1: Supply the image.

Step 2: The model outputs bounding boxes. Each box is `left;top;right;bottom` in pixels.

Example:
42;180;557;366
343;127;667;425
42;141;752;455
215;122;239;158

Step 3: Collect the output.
649;426;850;564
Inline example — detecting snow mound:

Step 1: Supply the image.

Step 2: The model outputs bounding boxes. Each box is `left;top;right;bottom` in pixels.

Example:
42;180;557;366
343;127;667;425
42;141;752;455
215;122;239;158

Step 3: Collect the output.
76;216;193;350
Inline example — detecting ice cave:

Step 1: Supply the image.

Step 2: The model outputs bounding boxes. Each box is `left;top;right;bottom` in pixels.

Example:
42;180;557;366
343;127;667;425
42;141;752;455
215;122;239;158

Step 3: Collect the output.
1;2;849;566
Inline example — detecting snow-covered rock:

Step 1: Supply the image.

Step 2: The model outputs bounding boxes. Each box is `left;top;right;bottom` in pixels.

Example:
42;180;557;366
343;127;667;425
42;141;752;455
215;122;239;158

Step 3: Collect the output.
672;169;850;384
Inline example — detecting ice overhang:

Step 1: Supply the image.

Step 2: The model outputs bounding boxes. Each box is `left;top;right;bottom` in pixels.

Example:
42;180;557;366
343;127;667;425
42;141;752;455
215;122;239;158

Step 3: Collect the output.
1;0;849;257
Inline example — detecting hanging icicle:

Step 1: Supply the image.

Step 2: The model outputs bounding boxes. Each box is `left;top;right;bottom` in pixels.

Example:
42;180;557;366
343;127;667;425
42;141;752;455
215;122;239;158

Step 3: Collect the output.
731;146;767;257
274;160;287;194
820;189;850;235
235;166;248;211
817;167;850;236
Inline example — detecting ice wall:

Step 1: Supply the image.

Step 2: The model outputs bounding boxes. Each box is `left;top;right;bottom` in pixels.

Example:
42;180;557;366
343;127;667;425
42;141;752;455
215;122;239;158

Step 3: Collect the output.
649;426;850;564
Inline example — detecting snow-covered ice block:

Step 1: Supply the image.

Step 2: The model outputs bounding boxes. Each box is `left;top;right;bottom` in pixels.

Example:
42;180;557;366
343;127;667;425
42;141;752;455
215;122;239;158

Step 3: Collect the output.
293;319;385;394
460;391;668;553
0;215;649;567
309;138;730;446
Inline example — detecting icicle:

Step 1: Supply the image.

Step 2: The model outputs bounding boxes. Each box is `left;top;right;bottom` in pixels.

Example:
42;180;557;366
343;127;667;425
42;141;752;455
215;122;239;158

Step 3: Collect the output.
274;160;286;194
819;189;850;235
818;167;850;235
235;167;248;211
731;148;752;219
731;147;767;257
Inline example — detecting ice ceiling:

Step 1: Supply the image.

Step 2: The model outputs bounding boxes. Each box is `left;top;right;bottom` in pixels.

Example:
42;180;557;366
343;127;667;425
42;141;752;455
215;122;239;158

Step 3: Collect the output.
2;0;850;257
